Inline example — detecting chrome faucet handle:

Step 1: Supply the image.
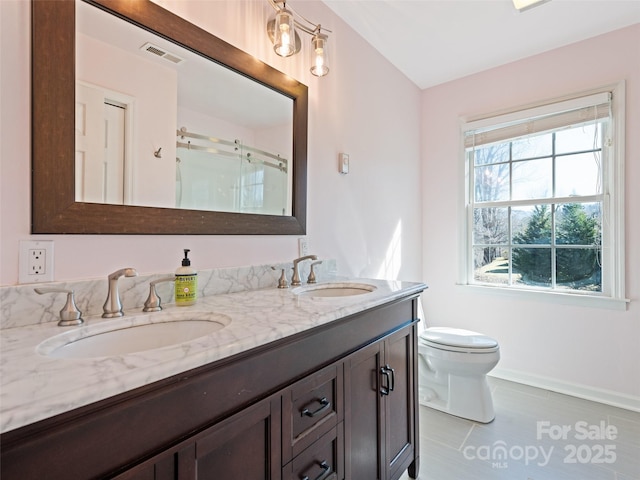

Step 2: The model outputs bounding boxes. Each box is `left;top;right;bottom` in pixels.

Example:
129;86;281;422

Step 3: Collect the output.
271;266;289;289
307;260;323;284
143;275;175;312
35;288;83;326
103;267;138;318
291;255;318;287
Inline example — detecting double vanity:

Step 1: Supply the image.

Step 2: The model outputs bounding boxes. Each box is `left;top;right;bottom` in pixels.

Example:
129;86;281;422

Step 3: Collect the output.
0;265;426;479
17;1;429;477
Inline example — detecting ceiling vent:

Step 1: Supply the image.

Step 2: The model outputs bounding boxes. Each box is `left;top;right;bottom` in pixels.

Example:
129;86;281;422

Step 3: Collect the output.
140;42;185;65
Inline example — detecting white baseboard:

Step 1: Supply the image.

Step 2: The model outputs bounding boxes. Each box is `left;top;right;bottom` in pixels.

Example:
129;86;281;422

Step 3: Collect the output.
489;368;640;413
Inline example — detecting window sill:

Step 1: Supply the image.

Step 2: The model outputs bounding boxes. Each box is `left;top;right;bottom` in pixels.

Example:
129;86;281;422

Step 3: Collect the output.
457;284;630;311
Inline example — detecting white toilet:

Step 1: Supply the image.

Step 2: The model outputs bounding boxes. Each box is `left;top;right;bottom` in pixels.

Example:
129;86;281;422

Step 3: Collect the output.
418;327;500;423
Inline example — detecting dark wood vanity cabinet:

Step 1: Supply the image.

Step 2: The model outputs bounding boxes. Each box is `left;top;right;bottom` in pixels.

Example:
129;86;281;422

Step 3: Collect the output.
0;296;420;480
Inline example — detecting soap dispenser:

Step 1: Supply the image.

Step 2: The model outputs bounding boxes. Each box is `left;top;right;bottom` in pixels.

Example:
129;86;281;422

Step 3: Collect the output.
175;249;197;306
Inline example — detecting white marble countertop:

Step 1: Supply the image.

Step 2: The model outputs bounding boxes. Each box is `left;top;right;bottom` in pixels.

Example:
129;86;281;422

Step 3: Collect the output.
0;278;425;434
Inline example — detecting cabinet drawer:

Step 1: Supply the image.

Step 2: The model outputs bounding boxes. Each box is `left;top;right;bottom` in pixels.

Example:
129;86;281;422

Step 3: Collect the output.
282;364;343;462
283;423;344;480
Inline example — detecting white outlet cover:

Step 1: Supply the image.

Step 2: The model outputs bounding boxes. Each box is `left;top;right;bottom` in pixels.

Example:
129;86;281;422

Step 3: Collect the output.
19;240;54;284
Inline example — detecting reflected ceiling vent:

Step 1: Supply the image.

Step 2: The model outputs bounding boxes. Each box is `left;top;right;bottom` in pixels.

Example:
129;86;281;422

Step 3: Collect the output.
140;42;185;65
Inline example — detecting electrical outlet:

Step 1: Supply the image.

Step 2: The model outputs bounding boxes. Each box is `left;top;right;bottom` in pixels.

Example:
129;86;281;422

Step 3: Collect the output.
298;237;309;257
29;249;46;276
19;240;54;283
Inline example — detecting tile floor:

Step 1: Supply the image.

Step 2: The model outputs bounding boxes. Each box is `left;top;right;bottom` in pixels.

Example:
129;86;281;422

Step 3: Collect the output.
400;377;640;480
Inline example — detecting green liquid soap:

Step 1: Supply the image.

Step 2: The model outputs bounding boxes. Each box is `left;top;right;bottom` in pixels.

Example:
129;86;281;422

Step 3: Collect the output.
175;249;197;306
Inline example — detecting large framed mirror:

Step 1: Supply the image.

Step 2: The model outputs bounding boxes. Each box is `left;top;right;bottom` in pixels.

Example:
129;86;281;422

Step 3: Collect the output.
32;0;308;234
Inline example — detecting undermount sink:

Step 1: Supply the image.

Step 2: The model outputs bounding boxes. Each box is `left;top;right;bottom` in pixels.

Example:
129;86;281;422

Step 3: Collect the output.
37;311;232;359
293;282;377;298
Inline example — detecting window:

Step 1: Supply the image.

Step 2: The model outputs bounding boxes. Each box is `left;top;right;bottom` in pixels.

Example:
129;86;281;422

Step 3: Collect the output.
461;87;626;308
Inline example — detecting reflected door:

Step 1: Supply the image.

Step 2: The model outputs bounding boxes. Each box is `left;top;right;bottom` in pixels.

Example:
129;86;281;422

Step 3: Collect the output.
75;83;125;204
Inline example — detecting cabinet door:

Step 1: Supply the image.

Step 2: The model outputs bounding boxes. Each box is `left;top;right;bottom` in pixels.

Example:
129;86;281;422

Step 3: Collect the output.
344;341;384;480
384;327;416;480
182;396;282;480
345;324;418;480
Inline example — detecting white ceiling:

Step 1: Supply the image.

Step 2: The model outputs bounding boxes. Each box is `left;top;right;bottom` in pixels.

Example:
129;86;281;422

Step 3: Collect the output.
322;0;640;89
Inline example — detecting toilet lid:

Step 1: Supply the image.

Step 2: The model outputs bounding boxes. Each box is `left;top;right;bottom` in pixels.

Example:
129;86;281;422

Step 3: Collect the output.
421;327;498;349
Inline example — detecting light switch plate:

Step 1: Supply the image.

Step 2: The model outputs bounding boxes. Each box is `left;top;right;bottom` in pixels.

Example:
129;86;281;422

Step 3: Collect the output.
298;237;309;257
339;153;349;174
19;240;54;283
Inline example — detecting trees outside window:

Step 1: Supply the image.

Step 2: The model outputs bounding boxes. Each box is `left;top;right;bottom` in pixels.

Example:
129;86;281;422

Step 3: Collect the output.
462;89;624;302
511;203;601;289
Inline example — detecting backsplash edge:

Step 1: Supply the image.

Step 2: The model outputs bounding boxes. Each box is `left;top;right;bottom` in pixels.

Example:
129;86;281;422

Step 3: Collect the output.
0;260;337;329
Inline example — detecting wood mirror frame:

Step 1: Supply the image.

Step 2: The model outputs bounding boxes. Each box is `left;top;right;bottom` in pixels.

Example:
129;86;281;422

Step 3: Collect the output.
32;0;308;235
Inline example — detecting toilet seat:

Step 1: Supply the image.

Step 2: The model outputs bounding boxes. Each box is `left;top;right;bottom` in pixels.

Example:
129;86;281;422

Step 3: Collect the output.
420;327;499;353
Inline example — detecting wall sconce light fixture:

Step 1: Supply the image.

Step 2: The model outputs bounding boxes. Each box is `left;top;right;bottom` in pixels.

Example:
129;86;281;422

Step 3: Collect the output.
267;1;331;77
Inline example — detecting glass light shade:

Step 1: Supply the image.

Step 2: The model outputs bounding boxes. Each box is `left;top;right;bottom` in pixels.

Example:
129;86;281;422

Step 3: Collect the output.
273;7;296;57
310;33;329;77
512;0;550;11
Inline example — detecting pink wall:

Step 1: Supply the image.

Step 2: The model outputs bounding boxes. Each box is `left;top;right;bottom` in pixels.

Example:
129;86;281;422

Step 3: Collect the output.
421;25;640;402
0;1;422;285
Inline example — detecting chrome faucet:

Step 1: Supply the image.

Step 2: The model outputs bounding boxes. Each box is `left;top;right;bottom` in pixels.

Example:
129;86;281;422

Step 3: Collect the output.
34;288;83;326
291;255;318;287
271;266;289;289
143;275;175;312
307;260;323;284
103;267;138;318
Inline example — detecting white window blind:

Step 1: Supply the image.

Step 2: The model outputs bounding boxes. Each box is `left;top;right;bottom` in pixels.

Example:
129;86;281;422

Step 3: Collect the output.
463;92;611;148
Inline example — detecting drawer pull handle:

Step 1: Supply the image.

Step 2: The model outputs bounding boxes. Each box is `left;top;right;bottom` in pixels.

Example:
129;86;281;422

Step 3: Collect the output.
380;365;395;396
301;460;331;480
301;397;331;417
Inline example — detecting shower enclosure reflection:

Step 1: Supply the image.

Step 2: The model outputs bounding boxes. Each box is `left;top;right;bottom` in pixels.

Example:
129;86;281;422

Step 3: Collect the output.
176;128;290;215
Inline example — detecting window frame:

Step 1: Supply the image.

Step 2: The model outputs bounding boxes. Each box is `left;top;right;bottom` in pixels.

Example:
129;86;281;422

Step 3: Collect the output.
458;83;628;310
